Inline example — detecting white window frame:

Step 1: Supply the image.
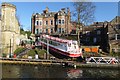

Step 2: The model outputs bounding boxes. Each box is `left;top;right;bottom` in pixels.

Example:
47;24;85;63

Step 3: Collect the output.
86;31;90;35
39;20;42;26
115;34;120;40
45;21;48;25
35;20;39;26
93;37;97;43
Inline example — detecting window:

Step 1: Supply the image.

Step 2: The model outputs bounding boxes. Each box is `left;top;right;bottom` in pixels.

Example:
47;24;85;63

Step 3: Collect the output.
40;21;42;25
36;15;38;17
62;28;64;33
40;29;42;33
36;21;39;25
86;31;90;35
98;37;101;42
46;29;48;33
51;28;53;33
86;37;90;42
36;29;39;34
44;29;46;33
50;20;53;25
93;38;97;43
45;15;47;17
62;20;64;24
115;34;120;40
46;21;48;25
58;28;61;33
116;25;120;29
97;30;101;35
74;45;76;49
58;20;61;24
68;43;71;47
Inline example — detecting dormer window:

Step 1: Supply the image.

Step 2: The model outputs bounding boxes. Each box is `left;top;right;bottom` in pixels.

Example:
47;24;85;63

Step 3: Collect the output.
36;15;38;17
58;13;59;15
45;15;48;17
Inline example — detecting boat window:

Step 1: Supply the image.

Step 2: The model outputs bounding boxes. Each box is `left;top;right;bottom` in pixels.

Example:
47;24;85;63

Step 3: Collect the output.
49;41;52;44
68;43;71;47
74;46;76;49
73;43;76;45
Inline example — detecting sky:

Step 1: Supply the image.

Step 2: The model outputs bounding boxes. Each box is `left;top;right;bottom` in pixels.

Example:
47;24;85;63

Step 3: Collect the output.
0;1;119;30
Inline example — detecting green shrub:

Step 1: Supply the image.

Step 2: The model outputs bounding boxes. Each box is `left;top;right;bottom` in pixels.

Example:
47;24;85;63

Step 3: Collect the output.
14;47;26;55
110;52;120;57
2;53;7;57
27;49;36;57
26;49;47;59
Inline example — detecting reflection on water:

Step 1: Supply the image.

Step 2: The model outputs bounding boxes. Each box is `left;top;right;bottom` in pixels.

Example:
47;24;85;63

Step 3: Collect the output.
2;64;120;78
67;69;83;78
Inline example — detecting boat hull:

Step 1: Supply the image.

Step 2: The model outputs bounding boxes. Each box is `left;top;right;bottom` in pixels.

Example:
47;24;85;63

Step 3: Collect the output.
41;43;81;58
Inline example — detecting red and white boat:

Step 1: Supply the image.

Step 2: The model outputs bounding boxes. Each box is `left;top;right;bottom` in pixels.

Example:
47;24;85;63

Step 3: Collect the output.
38;35;82;58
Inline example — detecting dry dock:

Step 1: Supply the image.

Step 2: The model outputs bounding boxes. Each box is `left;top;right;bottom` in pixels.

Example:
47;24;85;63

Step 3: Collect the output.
0;58;120;69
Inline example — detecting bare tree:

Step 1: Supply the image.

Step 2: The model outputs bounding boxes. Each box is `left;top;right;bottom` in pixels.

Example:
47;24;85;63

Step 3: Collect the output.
72;0;96;46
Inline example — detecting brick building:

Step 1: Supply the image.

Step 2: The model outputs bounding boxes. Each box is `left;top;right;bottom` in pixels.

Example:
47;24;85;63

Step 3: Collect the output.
108;16;120;53
31;7;71;35
81;22;109;53
80;16;120;53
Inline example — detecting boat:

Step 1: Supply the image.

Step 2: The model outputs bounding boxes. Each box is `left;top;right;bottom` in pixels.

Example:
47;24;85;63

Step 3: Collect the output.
38;34;82;58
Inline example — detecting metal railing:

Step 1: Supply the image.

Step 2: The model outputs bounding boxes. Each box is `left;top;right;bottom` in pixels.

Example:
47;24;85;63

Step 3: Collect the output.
86;57;119;64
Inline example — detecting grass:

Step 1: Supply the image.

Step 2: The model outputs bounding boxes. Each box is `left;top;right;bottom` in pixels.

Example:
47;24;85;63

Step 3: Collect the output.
27;49;47;59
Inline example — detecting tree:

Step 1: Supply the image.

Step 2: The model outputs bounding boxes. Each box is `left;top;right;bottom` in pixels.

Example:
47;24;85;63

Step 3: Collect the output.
72;0;96;46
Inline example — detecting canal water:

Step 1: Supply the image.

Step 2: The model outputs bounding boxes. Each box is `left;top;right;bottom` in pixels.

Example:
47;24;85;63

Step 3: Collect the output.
2;64;120;79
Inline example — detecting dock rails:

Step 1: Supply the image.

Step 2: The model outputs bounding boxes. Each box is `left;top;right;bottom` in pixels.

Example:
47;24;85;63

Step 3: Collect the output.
0;58;120;69
0;58;74;66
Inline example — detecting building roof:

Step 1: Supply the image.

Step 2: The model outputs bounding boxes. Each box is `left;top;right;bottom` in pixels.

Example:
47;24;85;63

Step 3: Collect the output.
110;16;120;24
33;7;69;18
2;2;16;9
90;22;104;27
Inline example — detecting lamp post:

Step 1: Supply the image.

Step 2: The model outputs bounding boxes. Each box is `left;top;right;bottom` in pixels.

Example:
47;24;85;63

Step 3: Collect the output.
47;39;49;60
77;24;83;47
9;39;11;58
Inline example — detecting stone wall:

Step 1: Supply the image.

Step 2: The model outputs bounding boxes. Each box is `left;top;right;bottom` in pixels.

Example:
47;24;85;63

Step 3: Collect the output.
1;3;20;54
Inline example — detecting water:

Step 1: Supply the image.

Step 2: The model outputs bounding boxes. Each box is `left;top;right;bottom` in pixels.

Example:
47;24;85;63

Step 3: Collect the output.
2;64;120;79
